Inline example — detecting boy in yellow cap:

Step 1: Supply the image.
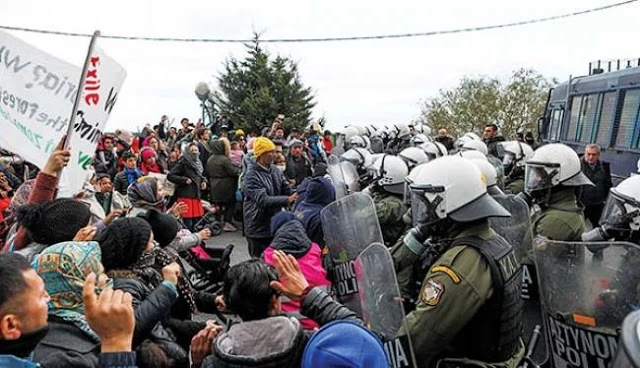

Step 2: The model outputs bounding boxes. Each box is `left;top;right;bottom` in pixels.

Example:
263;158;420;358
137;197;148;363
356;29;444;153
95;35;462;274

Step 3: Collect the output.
243;137;298;256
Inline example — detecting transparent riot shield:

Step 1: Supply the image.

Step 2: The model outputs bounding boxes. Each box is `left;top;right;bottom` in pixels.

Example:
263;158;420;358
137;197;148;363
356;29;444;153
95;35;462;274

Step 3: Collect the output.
491;194;545;363
321;192;384;315
534;237;640;368
341;161;360;194
333;135;345;156
327;155;348;199
355;243;417;368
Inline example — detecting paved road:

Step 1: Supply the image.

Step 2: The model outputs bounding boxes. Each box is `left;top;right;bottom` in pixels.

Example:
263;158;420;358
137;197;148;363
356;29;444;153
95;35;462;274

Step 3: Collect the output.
205;230;250;265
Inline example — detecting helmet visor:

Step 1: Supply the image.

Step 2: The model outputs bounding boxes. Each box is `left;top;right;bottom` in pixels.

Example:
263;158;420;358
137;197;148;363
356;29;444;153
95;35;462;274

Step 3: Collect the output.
600;192;640;231
503;153;516;167
524;162;560;193
409;184;447;226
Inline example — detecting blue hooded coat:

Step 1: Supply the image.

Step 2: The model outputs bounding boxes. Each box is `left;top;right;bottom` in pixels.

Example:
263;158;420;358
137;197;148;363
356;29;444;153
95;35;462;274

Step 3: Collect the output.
294;178;335;246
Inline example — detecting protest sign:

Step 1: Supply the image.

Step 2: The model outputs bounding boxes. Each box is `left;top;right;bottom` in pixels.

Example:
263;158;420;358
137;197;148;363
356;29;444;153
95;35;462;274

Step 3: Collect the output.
0;30;126;196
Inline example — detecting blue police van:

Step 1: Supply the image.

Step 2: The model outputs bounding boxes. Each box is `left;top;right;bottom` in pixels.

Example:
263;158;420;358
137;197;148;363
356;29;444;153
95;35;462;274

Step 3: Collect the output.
539;59;640;182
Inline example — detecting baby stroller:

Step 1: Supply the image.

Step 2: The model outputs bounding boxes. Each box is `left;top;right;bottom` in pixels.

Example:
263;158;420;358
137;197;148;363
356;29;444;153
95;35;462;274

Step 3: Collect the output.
180;240;234;295
193;200;223;236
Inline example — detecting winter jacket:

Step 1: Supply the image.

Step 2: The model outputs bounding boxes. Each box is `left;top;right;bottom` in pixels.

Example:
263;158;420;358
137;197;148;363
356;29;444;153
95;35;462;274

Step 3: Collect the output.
111;277;178;345
207;140;240;204
198;141;214;175
294;178;335;246
242;160;292;239
114;169;143;196
93;150;118;178
27;330;137;368
263;221;331;329
111;277;188;364
579;160;612;206
167;158;205;199
284;154;313;186
484;136;506;158
31;317;100;368
202;287;358;368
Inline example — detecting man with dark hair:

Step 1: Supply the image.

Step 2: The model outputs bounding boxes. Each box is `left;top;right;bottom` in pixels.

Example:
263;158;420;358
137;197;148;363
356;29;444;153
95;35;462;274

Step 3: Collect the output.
285;139;313;187
177;118;193;141
0;253;137;367
483;124;505;158
195;255;360;368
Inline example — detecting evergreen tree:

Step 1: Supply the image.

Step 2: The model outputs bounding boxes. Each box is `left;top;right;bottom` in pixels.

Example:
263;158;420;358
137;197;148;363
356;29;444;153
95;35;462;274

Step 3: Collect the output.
214;34;316;133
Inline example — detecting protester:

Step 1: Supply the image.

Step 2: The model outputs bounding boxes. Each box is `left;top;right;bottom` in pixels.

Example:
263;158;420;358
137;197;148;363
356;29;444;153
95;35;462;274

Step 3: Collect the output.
147;137;170;173
13;198;92;262
263;212;331;330
114;152;144;196
97;218;189;367
322;130;333;154
285;139;313;187
206;139;240;232
176;118;193;142
195;128;214;174
524;132;539;150
229;141;244;167
168;143;207;231
579;144;613;227
0;252;137;368
192;253;362;368
435;128;455;151
243;137;297;257
293;177;335;246
31;241;134;367
483;124;506;158
93;135;119;179
140;148;163;175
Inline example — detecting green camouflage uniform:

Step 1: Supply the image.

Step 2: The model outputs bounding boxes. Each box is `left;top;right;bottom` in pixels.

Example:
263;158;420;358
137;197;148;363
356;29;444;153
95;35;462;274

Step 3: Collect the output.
372;191;408;246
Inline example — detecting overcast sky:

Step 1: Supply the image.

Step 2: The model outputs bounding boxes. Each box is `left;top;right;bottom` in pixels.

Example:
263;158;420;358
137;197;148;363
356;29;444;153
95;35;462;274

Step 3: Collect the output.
3;0;639;132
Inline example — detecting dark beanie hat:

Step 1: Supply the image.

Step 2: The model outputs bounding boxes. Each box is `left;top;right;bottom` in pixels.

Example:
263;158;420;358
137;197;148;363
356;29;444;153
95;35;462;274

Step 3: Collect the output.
16;198;91;245
96;217;152;271
141;209;181;247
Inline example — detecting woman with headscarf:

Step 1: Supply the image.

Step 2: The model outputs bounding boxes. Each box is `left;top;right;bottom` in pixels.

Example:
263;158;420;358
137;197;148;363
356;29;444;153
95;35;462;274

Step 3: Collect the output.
146;137;169;173
97;217;189;367
140;147;162;175
31;241;106;367
167;142;207;231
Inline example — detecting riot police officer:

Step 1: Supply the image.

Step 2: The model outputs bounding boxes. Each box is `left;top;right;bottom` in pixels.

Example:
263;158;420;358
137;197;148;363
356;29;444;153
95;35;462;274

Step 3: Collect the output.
397;156;525;367
523;143;593;241
368;154;409;247
502;141;534;195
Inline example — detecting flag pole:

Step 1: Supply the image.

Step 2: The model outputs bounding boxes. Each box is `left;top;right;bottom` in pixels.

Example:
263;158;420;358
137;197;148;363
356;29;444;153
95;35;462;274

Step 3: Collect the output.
63;30;100;150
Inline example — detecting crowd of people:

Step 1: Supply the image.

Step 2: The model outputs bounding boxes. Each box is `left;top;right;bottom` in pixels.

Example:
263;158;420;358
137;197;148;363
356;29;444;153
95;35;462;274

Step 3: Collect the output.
0;111;634;368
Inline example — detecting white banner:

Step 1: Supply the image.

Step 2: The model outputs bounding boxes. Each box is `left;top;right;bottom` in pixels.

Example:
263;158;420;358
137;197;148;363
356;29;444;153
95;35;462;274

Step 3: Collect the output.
0;30;126;196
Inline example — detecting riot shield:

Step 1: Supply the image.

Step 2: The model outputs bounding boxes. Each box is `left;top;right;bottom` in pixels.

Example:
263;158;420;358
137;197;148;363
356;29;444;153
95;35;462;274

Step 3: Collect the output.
321;192;384;315
534;238;640;368
355;243;417;368
327;155;348;199
340;161;361;194
490;194;545;363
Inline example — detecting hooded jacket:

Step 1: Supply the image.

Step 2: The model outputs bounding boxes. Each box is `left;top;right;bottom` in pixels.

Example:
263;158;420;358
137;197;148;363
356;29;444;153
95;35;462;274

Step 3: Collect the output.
203;287;358;368
263;219;331;330
207;140;240;204
242;160;292;239
294;178;335;246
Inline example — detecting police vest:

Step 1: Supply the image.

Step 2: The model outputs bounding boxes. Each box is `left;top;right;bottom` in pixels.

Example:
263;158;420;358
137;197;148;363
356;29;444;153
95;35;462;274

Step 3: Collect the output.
450;234;523;362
